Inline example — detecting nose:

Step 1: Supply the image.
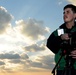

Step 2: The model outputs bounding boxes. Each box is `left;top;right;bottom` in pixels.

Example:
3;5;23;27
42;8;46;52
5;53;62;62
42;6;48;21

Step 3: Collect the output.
63;12;67;17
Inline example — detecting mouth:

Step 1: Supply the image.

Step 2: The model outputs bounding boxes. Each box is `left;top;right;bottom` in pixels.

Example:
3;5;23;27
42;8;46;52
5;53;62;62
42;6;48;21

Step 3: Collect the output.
64;16;68;19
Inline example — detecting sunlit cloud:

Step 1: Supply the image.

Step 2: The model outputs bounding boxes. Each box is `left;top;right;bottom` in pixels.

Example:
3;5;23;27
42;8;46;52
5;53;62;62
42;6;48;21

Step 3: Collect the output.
67;0;76;5
15;19;49;41
0;6;53;73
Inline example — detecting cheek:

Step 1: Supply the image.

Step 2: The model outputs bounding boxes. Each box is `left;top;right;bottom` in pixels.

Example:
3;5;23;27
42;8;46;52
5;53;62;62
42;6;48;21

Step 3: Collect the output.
63;14;74;22
68;14;74;20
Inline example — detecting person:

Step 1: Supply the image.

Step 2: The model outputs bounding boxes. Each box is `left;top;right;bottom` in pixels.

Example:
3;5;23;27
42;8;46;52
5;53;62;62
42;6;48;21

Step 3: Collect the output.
46;4;76;75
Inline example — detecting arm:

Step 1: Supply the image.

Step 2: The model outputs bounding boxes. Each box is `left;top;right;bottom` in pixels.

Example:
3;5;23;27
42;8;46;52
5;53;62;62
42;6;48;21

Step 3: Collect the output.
46;32;62;54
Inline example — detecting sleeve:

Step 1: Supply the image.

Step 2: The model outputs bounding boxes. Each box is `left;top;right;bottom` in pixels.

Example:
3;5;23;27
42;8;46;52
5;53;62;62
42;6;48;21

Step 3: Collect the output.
46;31;62;54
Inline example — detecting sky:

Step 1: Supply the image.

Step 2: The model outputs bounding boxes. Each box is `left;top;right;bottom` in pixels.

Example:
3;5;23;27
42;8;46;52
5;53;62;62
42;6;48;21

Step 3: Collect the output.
0;0;75;75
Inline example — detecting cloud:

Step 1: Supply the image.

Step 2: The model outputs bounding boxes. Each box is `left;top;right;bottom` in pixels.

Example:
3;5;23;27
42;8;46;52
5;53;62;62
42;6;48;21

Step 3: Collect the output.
24;54;55;71
0;6;52;73
0;51;54;72
67;0;76;5
0;61;5;65
58;0;76;6
13;55;54;72
24;43;46;52
0;52;29;60
0;6;13;34
0;53;20;59
0;52;30;72
35;55;55;69
9;59;22;64
21;53;29;59
15;18;50;41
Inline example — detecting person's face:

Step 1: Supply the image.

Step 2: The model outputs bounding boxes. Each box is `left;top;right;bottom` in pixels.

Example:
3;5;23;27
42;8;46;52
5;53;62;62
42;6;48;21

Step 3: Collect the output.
63;8;76;23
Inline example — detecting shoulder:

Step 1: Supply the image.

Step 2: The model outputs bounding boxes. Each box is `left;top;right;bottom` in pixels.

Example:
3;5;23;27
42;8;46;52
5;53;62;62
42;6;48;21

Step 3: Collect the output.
50;23;65;36
59;23;66;29
53;23;65;36
51;29;58;37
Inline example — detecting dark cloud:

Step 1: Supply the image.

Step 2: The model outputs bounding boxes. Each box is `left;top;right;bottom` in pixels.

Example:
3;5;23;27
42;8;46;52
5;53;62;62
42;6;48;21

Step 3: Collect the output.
0;61;5;65
0;51;55;72
9;59;21;64
24;43;45;52
9;53;29;64
0;53;20;59
30;55;55;70
36;55;55;69
21;54;55;72
0;6;13;33
21;53;29;59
